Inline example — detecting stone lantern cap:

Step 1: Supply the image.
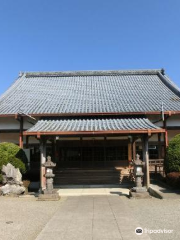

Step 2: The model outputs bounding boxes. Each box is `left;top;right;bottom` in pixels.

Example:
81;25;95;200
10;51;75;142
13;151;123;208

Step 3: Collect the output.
133;154;145;166
43;156;56;168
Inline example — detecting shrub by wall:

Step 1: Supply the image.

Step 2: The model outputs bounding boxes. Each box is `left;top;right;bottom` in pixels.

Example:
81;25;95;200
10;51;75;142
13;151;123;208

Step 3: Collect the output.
165;134;180;173
0;142;28;182
166;172;180;188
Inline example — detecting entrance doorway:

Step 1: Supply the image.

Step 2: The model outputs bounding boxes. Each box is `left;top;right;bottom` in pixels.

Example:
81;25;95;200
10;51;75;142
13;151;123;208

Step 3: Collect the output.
56;139;128;168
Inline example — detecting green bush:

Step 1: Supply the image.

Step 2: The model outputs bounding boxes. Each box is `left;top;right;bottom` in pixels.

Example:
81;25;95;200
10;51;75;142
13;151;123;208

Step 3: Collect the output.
165;134;180;173
0;142;28;179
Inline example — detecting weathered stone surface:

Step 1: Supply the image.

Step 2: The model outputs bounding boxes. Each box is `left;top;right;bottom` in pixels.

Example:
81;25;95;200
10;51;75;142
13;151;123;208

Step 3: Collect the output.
0;184;25;195
0;163;25;196
129;190;151;199
2;163;23;185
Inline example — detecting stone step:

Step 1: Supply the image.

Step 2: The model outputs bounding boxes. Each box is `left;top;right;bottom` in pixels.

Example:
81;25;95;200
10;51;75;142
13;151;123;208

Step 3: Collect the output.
54;168;132;185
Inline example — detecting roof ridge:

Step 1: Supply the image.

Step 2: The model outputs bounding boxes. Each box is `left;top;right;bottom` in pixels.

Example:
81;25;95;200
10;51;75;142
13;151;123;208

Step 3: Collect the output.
24;69;163;78
158;72;180;98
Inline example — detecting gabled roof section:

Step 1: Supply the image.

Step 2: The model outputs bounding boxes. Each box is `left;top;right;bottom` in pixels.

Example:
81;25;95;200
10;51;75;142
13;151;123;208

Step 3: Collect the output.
0;69;180;116
24;117;165;136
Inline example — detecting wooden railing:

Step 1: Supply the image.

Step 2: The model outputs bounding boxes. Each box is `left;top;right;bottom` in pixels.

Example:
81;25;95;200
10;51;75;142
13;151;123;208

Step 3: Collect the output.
149;159;165;176
129;159;165;177
149;159;164;166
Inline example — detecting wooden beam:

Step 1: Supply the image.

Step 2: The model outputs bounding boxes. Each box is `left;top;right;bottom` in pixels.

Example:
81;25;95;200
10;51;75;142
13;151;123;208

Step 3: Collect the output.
23;129;166;136
2;110;180;118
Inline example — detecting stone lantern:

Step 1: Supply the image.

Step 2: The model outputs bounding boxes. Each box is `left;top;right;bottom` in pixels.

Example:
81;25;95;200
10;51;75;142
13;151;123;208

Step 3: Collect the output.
133;154;144;189
38;156;60;201
129;154;150;198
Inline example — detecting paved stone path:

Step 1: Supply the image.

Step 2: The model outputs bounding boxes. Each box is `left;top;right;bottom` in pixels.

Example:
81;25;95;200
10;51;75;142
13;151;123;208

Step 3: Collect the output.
35;196;151;240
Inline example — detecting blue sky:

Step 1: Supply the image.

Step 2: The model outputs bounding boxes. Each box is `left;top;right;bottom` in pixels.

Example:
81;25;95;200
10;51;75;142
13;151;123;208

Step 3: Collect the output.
0;0;180;95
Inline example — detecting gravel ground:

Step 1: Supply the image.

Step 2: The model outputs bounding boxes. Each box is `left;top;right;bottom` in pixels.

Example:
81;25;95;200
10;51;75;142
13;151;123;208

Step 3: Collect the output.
0;196;65;240
123;196;180;240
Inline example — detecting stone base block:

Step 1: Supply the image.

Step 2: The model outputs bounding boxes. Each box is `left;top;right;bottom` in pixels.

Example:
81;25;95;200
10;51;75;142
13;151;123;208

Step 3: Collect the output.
38;193;60;201
129;190;151;199
131;187;147;193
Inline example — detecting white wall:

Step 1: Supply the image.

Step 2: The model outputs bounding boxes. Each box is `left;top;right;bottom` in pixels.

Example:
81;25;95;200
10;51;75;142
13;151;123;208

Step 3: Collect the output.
0;133;40;144
148;114;180;127
0;117;39;130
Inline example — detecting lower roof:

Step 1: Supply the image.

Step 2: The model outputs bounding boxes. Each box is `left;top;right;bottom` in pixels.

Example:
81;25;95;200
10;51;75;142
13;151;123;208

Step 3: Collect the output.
24;118;165;136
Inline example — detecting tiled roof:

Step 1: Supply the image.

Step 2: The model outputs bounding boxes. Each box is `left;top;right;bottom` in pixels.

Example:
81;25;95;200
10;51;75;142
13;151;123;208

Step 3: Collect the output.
0;69;180;115
25;118;162;135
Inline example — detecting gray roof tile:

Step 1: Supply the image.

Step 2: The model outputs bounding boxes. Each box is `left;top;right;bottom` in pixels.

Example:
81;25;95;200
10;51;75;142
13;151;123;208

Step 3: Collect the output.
0;69;180;114
26;118;161;133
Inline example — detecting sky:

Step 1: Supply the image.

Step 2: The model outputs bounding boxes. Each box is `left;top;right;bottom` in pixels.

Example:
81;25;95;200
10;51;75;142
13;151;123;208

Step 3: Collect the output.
0;0;180;95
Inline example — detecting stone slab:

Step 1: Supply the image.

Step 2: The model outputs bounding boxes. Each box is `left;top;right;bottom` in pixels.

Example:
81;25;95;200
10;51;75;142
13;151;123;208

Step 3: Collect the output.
38;193;60;201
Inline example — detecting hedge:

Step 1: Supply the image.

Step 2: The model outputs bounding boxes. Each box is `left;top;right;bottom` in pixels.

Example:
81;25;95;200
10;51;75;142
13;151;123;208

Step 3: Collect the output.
165;134;180;173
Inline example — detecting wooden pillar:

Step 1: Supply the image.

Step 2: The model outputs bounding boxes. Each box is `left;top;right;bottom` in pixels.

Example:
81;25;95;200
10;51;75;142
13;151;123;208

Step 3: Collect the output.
165;130;168;148
40;138;47;192
132;140;136;161
104;136;106;167
158;133;162;159
92;138;94;167
142;134;150;188
19;117;24;148
128;142;132;164
25;136;29;149
52;138;56;161
163;117;168;158
80;137;83;168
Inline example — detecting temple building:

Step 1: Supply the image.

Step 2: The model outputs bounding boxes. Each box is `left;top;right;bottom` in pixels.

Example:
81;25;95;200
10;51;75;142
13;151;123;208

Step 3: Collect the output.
0;69;180;190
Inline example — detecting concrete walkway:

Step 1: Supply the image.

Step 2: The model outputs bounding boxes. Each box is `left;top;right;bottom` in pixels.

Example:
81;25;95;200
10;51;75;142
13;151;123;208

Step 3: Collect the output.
35;196;151;240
